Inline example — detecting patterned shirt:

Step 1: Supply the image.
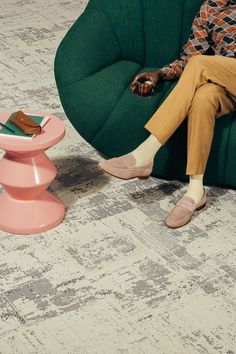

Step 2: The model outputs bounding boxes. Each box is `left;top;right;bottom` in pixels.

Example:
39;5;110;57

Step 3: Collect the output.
160;0;236;80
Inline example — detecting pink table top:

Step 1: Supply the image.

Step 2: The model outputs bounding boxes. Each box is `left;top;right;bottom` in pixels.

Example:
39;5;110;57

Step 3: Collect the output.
0;110;66;152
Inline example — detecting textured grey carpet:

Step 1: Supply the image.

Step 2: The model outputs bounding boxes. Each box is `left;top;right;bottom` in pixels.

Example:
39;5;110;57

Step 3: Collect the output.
0;1;236;353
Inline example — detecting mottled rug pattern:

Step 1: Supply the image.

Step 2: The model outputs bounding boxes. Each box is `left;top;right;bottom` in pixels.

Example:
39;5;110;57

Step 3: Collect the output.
0;1;236;353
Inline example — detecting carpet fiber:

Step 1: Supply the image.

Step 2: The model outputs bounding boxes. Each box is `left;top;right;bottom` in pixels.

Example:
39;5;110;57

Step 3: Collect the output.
0;1;236;353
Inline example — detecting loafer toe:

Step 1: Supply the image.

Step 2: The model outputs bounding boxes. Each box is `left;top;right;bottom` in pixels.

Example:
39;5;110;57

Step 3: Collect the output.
165;188;207;229
98;152;153;180
165;208;192;228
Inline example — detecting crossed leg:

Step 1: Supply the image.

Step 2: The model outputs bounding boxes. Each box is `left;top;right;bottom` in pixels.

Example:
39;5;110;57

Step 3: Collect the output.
186;82;235;175
143;54;236;147
131;54;236;203
184;81;235;201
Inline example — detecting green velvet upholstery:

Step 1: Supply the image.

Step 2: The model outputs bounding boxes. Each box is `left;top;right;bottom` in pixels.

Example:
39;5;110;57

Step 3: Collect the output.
54;0;236;188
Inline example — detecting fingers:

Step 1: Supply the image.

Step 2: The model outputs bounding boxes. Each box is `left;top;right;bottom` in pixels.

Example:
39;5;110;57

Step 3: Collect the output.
141;85;148;96
130;83;148;95
131;75;140;86
130;72;153;95
131;72;148;86
130;83;136;93
130;72;147;92
140;85;144;95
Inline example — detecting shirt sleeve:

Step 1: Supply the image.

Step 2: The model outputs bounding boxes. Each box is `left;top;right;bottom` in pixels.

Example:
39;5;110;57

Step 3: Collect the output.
160;0;212;80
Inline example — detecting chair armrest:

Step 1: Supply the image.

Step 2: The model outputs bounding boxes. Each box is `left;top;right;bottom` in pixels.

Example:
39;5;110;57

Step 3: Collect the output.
54;8;122;88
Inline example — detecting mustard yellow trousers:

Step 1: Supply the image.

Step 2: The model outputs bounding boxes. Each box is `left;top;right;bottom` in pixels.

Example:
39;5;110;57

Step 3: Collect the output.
144;54;236;175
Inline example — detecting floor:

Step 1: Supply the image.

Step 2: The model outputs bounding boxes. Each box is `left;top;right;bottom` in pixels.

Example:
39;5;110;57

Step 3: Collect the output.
0;1;236;353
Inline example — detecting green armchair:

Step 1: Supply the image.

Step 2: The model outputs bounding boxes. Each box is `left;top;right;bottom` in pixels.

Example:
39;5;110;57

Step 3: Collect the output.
54;0;236;188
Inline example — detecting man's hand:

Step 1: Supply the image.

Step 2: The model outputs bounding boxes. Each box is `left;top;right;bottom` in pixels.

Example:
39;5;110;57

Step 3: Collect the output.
130;70;163;96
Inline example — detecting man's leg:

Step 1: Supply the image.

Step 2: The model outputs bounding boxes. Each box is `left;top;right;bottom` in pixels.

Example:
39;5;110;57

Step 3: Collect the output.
184;82;235;203
131;54;236;167
143;54;236;143
186;82;235;175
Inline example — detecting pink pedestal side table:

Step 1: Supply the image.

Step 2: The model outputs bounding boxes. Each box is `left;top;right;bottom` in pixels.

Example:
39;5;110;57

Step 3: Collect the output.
0;110;66;234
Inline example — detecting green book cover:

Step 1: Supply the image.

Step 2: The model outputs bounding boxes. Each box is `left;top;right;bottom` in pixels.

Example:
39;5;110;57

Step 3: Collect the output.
0;112;50;139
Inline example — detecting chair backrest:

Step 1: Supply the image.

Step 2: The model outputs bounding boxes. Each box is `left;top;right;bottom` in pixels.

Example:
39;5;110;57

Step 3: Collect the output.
86;0;204;67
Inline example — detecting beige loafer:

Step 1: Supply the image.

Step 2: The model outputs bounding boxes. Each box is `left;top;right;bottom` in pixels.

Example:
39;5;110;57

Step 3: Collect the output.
98;152;153;180
165;188;207;229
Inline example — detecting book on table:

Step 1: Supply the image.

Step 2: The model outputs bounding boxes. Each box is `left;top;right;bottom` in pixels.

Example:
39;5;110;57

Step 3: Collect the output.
0;112;51;139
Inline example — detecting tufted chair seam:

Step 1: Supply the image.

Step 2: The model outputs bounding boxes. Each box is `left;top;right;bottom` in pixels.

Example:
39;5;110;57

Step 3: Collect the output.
87;6;124;61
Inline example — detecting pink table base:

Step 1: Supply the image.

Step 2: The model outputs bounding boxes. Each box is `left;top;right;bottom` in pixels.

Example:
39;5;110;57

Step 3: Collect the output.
0;110;66;235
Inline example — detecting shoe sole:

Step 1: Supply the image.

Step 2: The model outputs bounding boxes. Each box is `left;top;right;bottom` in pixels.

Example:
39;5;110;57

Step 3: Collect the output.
165;201;207;229
98;164;150;180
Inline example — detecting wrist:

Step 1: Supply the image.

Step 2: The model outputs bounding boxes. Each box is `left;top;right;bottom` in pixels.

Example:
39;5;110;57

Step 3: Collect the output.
155;69;165;80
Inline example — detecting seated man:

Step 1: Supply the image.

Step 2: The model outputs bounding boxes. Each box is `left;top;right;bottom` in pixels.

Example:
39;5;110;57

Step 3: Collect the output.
98;0;236;229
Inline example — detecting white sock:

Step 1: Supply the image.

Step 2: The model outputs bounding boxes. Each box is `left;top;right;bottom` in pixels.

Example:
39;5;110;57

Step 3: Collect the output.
185;174;204;204
131;134;162;167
